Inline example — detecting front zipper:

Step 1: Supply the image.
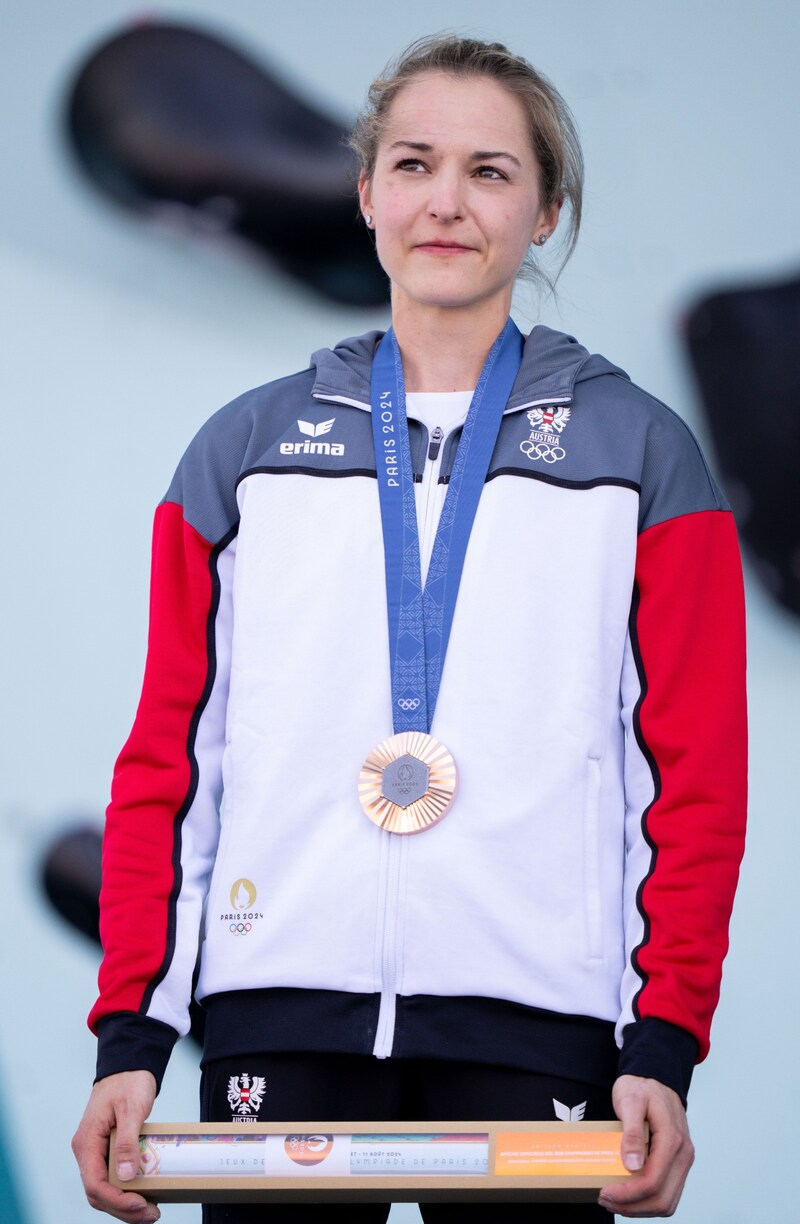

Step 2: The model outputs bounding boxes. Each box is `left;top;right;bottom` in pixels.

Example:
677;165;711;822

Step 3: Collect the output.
373;832;405;1057
418;425;448;587
372;420;450;1057
427;425;443;461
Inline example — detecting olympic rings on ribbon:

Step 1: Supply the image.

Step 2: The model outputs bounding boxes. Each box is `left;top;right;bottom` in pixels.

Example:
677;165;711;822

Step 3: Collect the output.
229;922;252;935
397;698;421;710
519;439;566;464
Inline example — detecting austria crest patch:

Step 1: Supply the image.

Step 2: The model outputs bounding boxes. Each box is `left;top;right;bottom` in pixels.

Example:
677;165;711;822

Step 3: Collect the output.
227;1072;266;1118
520;404;571;464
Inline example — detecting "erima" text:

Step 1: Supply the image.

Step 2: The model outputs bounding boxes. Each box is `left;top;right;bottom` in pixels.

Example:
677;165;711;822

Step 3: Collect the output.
280;441;345;456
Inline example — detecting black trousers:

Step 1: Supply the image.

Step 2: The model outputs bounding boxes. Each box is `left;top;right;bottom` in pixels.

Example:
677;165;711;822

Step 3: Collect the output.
200;1053;614;1222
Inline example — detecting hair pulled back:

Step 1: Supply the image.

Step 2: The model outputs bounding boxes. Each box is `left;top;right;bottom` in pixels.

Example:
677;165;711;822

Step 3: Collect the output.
350;34;584;292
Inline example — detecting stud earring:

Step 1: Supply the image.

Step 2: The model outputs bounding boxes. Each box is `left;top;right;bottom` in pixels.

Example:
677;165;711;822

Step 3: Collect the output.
537;233;548;246
365;213;373;227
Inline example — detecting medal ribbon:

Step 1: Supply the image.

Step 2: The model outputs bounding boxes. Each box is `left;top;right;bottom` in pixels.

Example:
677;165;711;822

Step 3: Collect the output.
371;319;524;734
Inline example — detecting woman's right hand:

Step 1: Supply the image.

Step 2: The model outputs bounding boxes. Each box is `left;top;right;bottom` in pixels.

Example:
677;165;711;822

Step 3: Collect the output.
72;1070;159;1221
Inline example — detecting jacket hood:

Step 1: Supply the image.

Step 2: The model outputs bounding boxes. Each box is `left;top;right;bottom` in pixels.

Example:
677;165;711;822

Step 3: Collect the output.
311;324;629;411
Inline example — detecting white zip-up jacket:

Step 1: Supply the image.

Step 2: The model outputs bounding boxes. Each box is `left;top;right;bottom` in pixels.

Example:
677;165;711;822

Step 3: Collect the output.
91;325;747;1103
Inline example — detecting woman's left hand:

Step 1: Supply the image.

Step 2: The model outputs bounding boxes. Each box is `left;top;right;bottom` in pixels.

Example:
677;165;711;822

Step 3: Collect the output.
597;1074;694;1217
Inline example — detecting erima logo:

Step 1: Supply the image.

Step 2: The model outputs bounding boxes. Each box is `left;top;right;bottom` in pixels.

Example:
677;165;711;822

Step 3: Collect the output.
299;418;335;438
553;1099;586;1121
280;418;345;456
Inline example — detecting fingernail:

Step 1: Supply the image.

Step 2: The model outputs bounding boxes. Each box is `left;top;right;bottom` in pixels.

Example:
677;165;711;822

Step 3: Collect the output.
117;1160;136;1179
624;1152;644;1171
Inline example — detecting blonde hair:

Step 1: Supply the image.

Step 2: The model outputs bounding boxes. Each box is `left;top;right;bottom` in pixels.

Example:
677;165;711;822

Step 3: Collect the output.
350;34;584;292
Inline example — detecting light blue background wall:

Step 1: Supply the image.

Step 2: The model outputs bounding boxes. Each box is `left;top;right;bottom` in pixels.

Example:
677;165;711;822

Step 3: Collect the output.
2;2;798;1220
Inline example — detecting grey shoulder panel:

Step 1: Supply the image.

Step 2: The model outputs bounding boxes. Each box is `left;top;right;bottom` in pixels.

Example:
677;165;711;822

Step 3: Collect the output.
162;367;319;542
605;376;728;531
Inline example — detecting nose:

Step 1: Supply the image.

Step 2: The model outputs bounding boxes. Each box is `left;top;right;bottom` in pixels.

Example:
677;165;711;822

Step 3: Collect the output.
427;168;465;223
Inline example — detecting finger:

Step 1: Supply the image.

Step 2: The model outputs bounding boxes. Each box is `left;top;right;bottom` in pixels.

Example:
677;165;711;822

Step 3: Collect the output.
87;1184;161;1224
620;1119;647;1174
599;1177;684;1218
111;1075;156;1181
611;1082;650;1175
114;1101;146;1181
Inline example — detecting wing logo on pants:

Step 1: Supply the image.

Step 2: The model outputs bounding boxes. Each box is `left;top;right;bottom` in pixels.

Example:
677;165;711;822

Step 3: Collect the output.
553;1098;587;1121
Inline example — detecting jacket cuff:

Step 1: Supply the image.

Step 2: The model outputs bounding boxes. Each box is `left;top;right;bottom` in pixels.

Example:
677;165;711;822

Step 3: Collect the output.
95;1013;179;1093
618;1018;698;1106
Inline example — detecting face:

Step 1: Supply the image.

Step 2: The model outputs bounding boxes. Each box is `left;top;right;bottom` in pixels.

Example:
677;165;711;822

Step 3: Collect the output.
359;73;560;319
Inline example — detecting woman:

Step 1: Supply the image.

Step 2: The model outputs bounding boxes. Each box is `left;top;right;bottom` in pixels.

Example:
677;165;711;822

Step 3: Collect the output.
73;35;746;1223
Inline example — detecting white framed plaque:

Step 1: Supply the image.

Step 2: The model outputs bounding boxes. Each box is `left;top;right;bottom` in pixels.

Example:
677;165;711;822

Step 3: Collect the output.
110;1120;636;1203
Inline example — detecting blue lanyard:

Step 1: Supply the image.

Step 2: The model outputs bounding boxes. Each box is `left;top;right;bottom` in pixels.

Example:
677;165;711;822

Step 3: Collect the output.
370;319;524;734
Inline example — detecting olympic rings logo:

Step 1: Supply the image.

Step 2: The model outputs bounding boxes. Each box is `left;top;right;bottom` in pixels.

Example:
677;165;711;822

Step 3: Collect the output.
397;698;421;710
230;922;252;936
520;439;566;464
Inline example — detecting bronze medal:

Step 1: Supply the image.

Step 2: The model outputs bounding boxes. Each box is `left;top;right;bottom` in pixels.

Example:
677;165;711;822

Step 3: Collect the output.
359;731;457;835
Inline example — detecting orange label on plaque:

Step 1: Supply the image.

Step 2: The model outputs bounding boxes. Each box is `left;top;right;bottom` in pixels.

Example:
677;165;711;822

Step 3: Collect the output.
495;1131;628;1177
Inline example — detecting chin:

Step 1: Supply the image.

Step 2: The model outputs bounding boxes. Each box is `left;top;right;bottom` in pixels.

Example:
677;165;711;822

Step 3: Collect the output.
398;278;505;312
418;289;510;314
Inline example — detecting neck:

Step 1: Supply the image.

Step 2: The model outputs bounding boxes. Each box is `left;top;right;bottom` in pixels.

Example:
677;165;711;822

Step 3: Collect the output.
390;297;512;391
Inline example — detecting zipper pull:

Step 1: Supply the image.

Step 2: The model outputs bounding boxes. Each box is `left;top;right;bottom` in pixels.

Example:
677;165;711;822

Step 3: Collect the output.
427;426;444;461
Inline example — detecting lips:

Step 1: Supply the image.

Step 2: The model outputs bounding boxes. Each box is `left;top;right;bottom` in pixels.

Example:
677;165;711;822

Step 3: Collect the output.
415;240;475;254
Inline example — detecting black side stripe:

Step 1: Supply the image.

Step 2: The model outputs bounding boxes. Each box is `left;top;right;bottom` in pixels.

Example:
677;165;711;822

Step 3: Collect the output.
139;521;239;1016
626;580;661;1021
236;465;377;487
486;468;641;493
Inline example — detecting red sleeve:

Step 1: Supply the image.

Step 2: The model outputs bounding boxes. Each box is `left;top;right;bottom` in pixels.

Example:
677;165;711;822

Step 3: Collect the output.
89;500;219;1032
621;508;747;1071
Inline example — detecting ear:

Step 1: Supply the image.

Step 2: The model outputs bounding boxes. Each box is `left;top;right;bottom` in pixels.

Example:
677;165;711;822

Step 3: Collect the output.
535;197;564;243
358;173;373;224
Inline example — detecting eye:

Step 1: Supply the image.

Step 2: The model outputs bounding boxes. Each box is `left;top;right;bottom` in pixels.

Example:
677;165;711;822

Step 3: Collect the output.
395;157;427;173
474;164;508;181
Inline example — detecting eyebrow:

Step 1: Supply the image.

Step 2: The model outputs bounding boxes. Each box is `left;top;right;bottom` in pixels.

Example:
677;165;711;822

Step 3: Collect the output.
388;140;522;168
